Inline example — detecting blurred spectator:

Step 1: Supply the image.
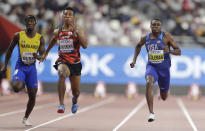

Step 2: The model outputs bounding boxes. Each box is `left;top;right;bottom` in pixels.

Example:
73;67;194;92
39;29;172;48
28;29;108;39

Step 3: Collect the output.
0;0;205;47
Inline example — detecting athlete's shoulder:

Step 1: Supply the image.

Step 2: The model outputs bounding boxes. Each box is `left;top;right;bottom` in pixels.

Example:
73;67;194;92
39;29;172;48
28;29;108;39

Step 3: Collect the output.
136;35;146;46
140;35;147;42
54;29;59;36
35;32;42;38
142;35;147;39
13;32;20;40
14;32;20;36
54;28;59;32
163;32;173;40
163;32;172;36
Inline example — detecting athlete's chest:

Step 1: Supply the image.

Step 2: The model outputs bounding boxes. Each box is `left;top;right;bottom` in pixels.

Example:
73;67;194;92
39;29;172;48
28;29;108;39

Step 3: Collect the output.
146;38;165;50
58;31;77;43
19;37;40;50
58;31;78;53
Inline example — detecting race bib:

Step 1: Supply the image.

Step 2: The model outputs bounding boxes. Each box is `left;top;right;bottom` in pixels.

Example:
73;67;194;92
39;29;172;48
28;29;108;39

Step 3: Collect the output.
22;52;35;64
148;50;164;63
59;39;74;53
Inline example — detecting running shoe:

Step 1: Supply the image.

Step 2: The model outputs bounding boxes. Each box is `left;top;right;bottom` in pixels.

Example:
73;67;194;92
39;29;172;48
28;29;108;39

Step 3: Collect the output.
57;105;65;113
22;117;32;126
71;97;78;114
148;113;155;122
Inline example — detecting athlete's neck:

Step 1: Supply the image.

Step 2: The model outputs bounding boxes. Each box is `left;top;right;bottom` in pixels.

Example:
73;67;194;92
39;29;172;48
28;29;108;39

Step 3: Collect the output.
62;23;73;31
25;29;36;38
152;31;161;38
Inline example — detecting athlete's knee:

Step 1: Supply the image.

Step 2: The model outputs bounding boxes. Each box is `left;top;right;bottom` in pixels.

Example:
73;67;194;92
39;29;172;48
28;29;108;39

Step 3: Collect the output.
161;96;167;101
74;90;80;97
13;87;19;93
160;93;168;101
11;83;20;93
146;76;154;86
72;89;80;97
29;93;36;102
28;88;37;101
58;70;67;79
146;80;154;87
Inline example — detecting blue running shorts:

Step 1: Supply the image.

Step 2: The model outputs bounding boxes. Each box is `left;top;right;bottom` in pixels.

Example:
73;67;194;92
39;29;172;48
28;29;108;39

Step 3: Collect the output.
145;64;170;92
13;64;38;88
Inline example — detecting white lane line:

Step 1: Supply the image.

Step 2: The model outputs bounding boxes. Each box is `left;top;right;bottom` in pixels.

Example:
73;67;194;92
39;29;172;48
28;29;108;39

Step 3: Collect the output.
25;96;116;131
0;97;54;107
0;100;26;106
112;98;146;131
0;102;58;117
177;98;198;131
0;94;56;107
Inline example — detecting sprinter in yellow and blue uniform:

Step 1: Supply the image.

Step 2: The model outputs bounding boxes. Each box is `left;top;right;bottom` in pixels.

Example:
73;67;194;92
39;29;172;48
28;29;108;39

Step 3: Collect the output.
130;18;181;122
0;15;45;126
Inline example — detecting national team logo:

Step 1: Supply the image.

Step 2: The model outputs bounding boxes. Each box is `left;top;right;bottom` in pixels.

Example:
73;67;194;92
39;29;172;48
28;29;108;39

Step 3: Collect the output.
157;40;161;43
62;35;70;39
145;41;150;45
68;32;72;35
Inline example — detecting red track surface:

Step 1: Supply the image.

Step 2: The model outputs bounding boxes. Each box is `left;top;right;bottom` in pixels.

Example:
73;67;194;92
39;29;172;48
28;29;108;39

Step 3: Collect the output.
0;93;204;131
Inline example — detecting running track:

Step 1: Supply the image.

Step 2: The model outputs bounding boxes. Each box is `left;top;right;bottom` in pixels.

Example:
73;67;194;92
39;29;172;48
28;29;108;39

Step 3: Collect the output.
0;93;204;131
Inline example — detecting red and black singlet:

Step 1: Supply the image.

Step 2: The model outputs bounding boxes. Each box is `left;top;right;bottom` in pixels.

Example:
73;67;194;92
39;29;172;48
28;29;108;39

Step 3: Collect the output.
57;28;80;64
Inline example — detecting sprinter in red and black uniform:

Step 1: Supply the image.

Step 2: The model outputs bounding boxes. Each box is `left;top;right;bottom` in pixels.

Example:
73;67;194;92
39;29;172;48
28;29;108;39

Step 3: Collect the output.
40;7;87;114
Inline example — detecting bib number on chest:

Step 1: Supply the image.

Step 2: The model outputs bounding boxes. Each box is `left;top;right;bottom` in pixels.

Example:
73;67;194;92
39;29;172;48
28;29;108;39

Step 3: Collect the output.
22;52;35;64
59;39;74;53
148;50;164;63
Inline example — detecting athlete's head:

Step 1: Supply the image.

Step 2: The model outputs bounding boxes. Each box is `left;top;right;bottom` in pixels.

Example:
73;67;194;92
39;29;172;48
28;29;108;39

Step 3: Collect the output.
150;18;162;34
63;7;75;25
25;15;36;31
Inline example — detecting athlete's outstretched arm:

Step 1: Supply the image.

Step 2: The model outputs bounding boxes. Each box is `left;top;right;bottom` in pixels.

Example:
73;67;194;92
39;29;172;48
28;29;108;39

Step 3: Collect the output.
165;32;181;56
77;27;87;49
130;36;146;68
39;29;58;62
0;32;19;73
33;36;45;60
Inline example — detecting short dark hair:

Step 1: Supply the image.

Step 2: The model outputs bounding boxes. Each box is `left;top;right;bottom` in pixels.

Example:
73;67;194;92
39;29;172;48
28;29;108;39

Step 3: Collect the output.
63;7;75;15
25;15;36;23
151;18;162;25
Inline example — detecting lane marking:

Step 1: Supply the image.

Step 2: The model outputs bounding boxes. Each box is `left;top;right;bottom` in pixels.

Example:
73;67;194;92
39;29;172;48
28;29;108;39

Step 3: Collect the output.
0;95;56;106
177;98;198;131
0;100;26;106
25;96;116;131
0;102;58;117
112;98;146;131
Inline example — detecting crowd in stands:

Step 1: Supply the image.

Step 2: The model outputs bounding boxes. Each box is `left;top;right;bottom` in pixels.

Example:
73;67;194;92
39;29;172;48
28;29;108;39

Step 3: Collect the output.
0;0;205;47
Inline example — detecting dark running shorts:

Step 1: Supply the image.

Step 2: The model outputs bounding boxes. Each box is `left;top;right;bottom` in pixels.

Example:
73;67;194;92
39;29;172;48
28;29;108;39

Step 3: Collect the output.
54;61;82;76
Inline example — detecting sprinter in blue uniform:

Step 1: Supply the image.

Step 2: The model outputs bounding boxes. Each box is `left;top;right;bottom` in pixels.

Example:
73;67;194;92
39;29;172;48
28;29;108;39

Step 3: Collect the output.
130;18;181;122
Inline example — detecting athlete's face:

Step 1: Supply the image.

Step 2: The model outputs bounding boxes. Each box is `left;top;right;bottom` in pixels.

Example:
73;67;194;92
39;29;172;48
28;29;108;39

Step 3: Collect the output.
63;10;74;24
25;19;36;31
151;20;161;33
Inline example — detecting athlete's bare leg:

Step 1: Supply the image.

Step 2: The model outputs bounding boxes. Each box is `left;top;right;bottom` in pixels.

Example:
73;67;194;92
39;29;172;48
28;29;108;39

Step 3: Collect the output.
11;81;25;93
24;87;37;118
160;92;168;101
69;75;81;104
57;64;70;105
145;75;155;114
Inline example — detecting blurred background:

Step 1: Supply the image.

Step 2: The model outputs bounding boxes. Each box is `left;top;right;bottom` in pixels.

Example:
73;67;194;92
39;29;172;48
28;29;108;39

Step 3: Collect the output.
0;0;205;97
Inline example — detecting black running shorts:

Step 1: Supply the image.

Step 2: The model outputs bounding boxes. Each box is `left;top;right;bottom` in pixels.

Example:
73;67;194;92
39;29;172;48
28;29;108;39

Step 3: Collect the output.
54;61;82;76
